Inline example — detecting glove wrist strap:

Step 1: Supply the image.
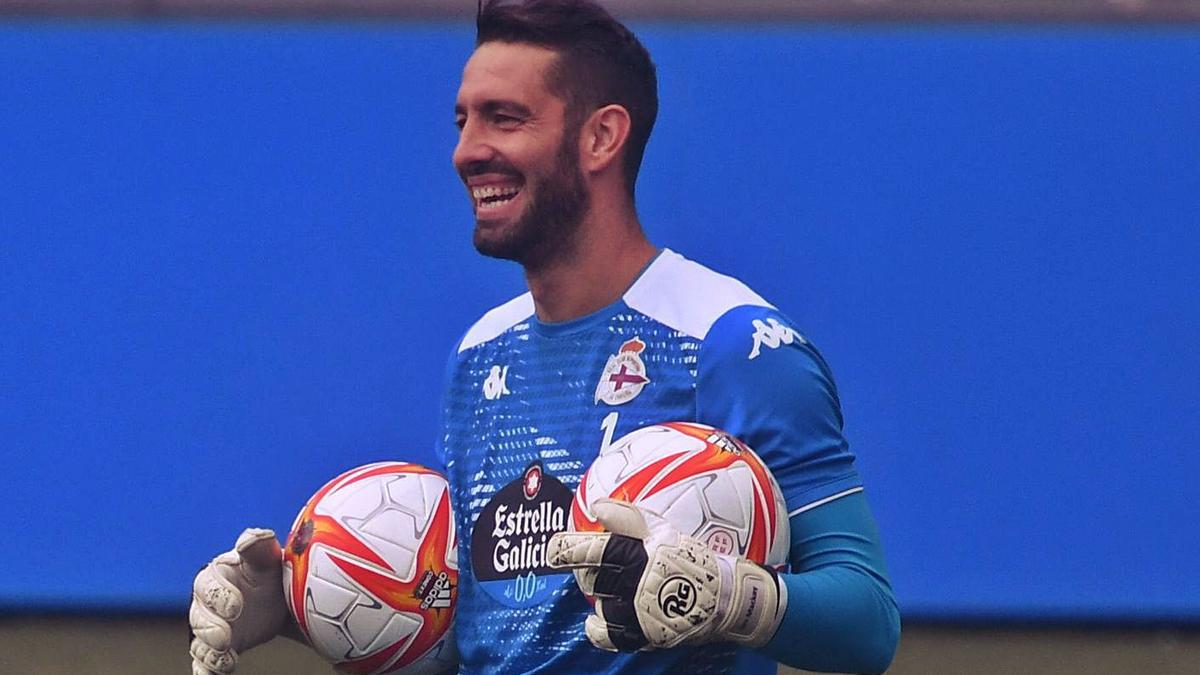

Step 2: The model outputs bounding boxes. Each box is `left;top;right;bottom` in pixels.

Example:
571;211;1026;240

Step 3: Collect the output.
717;559;786;648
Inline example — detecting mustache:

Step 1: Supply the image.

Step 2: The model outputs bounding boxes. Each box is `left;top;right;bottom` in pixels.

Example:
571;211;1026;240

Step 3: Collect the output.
460;159;522;181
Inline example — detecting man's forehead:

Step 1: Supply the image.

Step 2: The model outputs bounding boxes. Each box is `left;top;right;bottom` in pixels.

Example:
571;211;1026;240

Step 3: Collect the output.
458;42;560;101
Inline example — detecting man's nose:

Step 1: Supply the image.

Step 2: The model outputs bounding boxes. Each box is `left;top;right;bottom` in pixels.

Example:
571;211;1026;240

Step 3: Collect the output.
453;120;494;171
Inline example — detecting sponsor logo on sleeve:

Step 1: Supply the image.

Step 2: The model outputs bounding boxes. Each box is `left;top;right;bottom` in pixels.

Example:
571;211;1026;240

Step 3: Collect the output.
748;318;805;360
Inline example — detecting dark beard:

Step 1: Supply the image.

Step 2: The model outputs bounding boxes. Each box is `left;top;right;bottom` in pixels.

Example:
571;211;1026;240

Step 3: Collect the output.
472;134;589;269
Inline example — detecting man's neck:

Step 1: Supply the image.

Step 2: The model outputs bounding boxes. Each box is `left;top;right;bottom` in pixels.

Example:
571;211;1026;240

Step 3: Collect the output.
524;212;656;324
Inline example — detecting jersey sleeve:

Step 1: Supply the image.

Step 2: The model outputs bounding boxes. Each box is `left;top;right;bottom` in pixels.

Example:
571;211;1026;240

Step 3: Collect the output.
698;306;899;672
695;305;862;515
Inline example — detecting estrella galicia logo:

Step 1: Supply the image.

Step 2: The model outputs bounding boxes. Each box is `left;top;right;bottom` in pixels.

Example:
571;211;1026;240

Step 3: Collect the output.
657;576;697;619
471;461;573;608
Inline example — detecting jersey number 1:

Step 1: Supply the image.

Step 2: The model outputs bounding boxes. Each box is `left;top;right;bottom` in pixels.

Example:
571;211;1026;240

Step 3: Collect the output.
599;412;619;454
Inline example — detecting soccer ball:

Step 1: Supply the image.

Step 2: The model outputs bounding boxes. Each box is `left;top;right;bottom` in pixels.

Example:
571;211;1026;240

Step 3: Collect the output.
572;422;789;567
282;462;458;675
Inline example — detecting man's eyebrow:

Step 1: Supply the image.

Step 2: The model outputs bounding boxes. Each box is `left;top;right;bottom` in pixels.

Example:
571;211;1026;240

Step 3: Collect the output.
457;100;533;118
481;100;533;117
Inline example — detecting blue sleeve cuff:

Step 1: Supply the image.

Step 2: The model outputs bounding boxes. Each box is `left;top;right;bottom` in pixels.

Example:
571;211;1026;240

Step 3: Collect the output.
758;491;900;674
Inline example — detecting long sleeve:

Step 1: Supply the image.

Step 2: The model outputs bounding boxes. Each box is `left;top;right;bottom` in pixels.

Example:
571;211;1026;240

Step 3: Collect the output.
695;304;899;672
759;491;900;673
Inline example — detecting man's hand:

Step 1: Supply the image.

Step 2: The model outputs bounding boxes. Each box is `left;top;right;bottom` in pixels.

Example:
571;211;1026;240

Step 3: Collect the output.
546;498;787;652
189;528;289;674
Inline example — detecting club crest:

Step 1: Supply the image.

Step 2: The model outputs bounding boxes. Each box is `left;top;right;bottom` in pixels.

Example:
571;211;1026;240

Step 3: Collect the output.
594;336;650;406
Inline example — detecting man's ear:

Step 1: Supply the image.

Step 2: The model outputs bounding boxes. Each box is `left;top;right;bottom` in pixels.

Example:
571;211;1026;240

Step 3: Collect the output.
579;104;632;175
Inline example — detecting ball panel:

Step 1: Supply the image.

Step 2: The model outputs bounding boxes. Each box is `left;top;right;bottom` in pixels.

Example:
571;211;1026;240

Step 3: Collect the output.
347;606;421;656
314;477;384;522
307;551;363;620
697;465;751;529
356;508;420;582
638;479;708;537
641;446;740;503
610;450;690;503
338;637;408;675
305;605;355;662
417;474;452;529
384;473;439;536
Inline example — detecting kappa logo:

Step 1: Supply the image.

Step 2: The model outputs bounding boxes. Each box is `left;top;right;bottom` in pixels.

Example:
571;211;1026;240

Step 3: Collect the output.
748;318;806;360
595;337;650;406
483;364;510;400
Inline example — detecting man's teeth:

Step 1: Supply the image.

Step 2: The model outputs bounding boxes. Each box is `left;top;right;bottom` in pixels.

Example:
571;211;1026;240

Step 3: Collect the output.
472;185;521;208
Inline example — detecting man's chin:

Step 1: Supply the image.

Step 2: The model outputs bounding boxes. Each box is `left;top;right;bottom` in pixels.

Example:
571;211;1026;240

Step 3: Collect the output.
473;221;526;262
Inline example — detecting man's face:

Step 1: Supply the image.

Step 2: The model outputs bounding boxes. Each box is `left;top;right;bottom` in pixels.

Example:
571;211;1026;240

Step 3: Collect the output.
453;42;589;267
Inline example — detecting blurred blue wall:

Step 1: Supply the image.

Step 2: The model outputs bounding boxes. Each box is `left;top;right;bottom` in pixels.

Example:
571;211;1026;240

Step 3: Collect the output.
2;22;1197;620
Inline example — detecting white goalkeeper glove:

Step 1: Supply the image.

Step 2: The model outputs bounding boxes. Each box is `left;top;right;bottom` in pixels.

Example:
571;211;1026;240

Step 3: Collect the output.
189;528;289;675
546;498;787;652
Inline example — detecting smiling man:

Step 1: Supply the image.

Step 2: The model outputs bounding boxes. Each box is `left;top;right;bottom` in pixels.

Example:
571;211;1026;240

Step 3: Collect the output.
440;2;900;673
189;2;900;674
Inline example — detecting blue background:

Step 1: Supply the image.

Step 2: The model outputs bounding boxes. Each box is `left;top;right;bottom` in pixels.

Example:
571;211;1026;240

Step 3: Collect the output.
2;22;1197;620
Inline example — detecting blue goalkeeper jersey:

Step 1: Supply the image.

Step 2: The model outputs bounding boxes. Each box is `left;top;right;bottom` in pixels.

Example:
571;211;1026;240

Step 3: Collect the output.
437;248;863;675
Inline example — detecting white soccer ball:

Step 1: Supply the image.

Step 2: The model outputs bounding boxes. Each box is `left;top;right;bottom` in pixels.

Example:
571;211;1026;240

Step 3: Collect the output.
573;422;789;567
282;462;459;675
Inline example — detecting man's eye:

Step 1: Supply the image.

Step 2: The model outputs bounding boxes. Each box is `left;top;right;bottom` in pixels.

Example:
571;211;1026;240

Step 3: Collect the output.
494;114;521;128
455;117;466;131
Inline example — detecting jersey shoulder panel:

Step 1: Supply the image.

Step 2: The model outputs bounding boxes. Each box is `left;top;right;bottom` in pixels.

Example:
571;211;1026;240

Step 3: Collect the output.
623;248;774;340
456;292;535;353
702;304;821;371
697;305;862;514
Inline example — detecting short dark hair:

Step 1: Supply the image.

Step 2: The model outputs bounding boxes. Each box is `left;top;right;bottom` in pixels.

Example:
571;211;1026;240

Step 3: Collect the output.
476;0;658;197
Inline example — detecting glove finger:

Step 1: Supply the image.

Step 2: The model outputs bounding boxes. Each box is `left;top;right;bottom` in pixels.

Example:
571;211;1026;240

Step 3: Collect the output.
584;613;618;652
592;564;635;599
591;499;650;539
572;568;599;596
189;599;233;652
234;528;282;574
594;594;635;633
588;598;649;652
193;563;245;622
546;531;610;570
593;533;649;599
592;567;619;598
190;650;225;675
190;637;238;674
